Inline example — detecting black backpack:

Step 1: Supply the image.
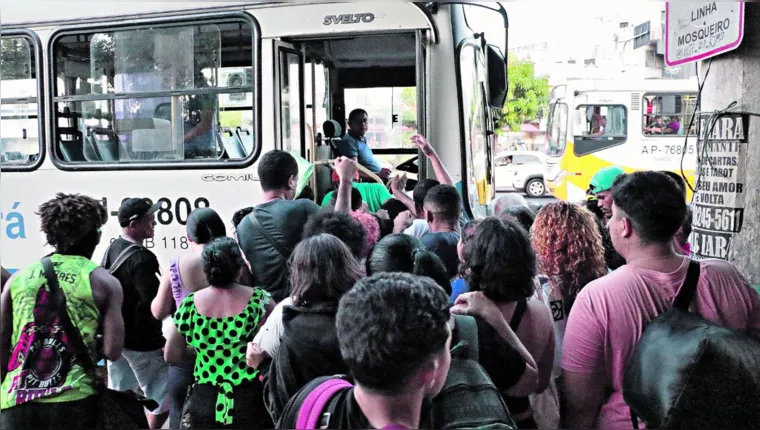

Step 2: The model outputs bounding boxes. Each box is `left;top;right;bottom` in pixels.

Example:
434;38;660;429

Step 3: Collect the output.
279;315;516;430
431;315;516;429
623;260;760;429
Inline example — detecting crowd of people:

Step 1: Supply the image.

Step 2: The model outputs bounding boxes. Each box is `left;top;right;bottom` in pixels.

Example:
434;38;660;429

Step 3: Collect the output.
1;129;759;430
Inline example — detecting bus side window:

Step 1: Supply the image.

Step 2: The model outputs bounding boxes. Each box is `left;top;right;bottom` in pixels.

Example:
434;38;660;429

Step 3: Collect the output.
1;34;42;170
50;18;257;168
642;93;697;137
574;104;627;156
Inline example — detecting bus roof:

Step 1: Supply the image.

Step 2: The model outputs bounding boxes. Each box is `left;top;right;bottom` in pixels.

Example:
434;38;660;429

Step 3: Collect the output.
551;78;698;99
0;2;431;39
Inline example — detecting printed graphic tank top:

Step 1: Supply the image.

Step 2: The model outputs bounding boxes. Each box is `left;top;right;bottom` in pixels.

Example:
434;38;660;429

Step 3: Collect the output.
1;255;100;409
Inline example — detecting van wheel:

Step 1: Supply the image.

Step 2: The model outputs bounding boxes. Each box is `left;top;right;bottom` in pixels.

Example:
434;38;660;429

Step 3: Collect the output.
525;178;545;198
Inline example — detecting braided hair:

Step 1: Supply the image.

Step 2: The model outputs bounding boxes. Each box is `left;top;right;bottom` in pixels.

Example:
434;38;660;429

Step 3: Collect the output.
37;193;107;254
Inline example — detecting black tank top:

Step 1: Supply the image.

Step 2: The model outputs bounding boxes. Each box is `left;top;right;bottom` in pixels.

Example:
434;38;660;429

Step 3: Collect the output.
504;300;537;429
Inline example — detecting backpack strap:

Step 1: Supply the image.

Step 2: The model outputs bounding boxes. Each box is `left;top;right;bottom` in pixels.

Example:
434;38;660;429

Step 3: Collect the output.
107;244;144;274
509;299;528;331
453;314;478;361
41;257;97;373
629;259;702;429
672;260;701;311
296;378;353;429
99;241;114;267
248;210;291;260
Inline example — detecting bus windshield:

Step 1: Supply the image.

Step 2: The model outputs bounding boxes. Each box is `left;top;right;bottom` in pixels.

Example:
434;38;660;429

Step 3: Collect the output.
546;102;567;156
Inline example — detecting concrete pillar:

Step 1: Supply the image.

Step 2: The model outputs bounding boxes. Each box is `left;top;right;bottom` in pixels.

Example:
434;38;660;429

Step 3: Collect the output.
698;2;760;284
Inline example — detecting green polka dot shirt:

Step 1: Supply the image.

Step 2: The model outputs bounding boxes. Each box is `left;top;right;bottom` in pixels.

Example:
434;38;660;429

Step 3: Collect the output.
174;288;271;425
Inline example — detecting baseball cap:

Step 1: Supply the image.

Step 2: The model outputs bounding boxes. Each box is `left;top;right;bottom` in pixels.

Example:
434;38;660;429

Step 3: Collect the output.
118;198;161;226
588;166;625;195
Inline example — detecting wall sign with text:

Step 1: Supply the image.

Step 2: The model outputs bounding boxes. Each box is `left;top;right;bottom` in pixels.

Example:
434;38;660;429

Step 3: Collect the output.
666;2;744;66
690;113;748;260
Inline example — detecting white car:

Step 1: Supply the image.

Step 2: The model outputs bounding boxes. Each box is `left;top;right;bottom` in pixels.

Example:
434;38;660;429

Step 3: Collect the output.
494;151;547;197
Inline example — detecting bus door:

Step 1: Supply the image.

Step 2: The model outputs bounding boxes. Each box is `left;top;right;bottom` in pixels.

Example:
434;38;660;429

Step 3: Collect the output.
279;32;421;202
274;41;306;158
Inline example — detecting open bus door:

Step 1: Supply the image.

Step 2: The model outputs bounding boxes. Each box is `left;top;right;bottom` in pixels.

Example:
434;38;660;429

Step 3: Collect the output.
278;31;422;203
448;2;508;218
274;40;306;158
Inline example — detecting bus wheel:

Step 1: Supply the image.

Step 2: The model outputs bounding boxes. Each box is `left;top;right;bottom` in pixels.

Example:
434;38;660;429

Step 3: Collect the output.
525;178;545;198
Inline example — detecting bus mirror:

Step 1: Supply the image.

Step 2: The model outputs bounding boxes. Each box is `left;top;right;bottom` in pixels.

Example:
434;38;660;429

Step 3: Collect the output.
551;85;567;100
486;44;507;109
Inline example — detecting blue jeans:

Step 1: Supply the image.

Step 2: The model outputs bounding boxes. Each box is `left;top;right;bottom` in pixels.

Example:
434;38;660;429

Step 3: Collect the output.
168;358;195;429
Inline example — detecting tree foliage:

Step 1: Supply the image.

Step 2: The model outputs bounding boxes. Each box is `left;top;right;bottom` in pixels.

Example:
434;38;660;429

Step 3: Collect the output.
499;54;550;131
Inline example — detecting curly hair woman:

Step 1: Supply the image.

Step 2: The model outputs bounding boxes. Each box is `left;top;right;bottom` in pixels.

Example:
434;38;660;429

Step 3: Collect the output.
531;201;607;405
532;202;607;314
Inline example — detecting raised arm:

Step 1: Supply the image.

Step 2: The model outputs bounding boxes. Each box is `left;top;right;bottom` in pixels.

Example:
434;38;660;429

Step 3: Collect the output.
412;134;454;186
333;157;357;213
390;174;418;216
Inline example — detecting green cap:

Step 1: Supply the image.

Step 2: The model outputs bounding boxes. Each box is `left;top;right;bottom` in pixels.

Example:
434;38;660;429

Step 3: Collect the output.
589;166;625;194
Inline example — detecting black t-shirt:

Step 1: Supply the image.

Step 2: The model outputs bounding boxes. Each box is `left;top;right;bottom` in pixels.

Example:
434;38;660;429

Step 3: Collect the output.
421;231;461;280
236;199;320;302
103;238;164;351
278;376;433;429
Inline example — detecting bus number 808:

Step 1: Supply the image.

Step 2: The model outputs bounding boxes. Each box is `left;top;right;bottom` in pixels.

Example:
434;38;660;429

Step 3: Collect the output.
120;197;210;226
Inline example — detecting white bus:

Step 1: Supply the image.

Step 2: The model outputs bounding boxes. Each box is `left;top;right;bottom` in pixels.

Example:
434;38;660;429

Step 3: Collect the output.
544;78;699;202
0;2;508;274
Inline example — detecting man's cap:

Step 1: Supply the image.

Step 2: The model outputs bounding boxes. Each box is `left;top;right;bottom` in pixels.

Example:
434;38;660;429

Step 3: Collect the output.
588;166;625;195
118;198;160;226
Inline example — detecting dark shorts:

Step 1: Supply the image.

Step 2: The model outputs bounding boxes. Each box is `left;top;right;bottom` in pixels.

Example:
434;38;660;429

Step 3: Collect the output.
0;396;98;430
180;381;272;429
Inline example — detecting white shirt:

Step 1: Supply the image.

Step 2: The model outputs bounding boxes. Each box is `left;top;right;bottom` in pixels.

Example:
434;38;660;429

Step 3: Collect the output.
404;219;430;239
253;297;291;357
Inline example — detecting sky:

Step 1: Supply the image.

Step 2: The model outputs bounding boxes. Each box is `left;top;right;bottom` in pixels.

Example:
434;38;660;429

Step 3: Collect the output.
502;1;665;48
